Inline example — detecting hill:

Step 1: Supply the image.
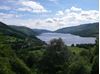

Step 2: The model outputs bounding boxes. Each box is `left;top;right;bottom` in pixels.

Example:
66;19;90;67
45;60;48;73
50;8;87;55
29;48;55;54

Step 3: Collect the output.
0;22;27;39
55;22;99;37
32;29;52;35
0;22;44;45
0;22;45;74
10;25;38;36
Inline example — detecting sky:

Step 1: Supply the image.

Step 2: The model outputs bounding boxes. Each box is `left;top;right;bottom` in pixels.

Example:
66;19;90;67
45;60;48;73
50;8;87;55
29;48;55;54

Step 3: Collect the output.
0;0;99;31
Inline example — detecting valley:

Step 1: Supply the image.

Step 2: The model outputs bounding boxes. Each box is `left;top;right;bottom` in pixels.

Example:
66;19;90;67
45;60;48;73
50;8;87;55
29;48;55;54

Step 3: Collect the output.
0;21;99;74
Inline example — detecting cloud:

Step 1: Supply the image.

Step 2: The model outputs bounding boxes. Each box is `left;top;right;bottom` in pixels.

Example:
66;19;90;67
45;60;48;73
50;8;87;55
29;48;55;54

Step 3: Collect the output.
49;0;59;3
56;11;64;16
70;6;82;12
0;6;11;10
0;13;18;19
54;6;99;27
17;7;32;12
28;6;98;30
1;0;48;13
0;6;99;31
45;18;54;23
19;0;48;13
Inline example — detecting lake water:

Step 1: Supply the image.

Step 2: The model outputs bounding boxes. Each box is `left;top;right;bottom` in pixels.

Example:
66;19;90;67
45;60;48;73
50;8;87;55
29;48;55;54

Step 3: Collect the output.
37;33;96;46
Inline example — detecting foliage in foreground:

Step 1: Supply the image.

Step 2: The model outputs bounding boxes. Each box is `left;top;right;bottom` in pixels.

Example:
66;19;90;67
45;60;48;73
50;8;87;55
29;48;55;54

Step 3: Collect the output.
0;35;99;74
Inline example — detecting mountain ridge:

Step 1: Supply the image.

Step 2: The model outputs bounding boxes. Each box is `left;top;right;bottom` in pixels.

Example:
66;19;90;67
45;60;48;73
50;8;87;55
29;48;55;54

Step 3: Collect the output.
32;29;53;35
55;22;99;37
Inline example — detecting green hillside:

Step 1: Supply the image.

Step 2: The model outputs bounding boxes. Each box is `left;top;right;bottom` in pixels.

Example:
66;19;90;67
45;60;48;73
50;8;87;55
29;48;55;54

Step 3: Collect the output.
10;25;38;36
55;22;99;37
0;22;27;39
0;22;44;45
0;22;46;74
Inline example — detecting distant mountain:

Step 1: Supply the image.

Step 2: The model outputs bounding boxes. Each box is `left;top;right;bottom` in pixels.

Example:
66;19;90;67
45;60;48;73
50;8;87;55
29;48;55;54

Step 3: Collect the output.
55;22;99;37
32;29;52;35
0;22;44;45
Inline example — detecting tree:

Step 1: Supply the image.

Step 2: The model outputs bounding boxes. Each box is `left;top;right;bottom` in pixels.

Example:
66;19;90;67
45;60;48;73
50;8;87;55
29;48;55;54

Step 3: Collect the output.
91;56;99;74
68;61;89;74
71;44;74;47
91;39;99;74
38;38;70;74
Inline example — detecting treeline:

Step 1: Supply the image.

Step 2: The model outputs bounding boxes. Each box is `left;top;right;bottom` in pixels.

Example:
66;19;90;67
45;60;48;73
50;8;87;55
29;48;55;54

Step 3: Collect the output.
71;44;96;49
0;36;99;74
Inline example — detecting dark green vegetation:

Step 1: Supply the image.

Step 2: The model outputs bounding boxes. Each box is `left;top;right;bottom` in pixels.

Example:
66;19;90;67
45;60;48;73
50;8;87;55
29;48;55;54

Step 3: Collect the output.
0;22;45;74
0;22;99;74
55;22;99;37
10;25;38;36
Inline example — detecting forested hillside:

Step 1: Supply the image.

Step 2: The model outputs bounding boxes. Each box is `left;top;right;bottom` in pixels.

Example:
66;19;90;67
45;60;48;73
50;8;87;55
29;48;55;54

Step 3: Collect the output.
55;22;99;37
10;25;39;36
0;22;45;74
